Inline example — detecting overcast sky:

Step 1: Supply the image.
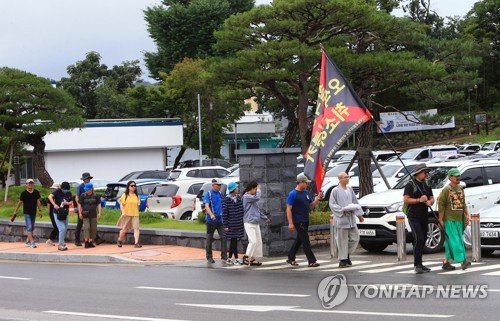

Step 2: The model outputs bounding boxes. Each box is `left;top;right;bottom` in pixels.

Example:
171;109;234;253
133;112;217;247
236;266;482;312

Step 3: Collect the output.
0;0;478;82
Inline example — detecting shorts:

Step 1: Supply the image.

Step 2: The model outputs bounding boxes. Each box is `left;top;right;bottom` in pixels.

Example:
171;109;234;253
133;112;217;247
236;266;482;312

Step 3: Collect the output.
116;215;140;230
24;214;36;232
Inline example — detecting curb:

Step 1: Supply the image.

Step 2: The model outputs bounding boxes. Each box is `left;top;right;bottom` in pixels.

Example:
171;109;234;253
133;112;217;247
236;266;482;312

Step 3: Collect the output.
0;252;141;264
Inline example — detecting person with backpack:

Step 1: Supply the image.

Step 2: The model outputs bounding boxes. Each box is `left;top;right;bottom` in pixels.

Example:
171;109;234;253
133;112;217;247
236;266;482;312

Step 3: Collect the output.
438;168;471;271
403;163;434;274
203;178;227;263
48;182;73;251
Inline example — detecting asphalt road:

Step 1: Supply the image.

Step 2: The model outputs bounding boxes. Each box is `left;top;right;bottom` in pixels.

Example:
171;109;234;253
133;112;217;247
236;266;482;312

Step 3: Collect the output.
1;249;499;321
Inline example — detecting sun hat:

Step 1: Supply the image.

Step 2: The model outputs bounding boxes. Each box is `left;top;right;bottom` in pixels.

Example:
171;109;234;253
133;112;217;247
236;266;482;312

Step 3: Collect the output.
227;182;238;193
297;173;311;183
448;168;461;177
83;182;94;191
412;163;430;176
80;172;93;180
49;183;60;189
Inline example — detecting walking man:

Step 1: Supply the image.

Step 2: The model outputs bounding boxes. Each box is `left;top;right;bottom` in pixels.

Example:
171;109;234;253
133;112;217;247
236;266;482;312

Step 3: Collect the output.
329;172;364;267
286;173;323;267
12;179;43;248
438;168;471;271
403;163;434;274
204;178;227;263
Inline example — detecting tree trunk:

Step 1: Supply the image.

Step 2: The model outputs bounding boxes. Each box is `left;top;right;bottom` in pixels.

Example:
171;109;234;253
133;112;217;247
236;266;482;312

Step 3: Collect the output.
27;135;53;188
297;74;310;154
173;146;186;169
281;117;299;148
358;120;374;198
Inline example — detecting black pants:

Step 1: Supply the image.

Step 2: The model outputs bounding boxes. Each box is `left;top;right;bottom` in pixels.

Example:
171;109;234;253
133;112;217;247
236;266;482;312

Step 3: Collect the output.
75;216;83;244
48;209;59;241
407;215;428;266
206;222;227;260
227;238;238;259
288;222;316;264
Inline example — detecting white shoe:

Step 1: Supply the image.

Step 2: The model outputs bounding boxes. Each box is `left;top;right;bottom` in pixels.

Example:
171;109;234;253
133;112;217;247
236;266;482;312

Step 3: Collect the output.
30;242;37;248
226;258;234;264
233;259;243;265
46;239;55;246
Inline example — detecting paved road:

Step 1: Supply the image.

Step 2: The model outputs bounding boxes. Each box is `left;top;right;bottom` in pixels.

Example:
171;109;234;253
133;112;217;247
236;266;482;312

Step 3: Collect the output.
1;247;499;321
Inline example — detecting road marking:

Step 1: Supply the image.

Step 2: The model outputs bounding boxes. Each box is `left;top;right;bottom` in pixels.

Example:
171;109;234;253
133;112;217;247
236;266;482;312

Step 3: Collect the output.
255;259;329;271
0;276;31;280
360;261;442;273
176;303;453;318
483;271;500;276
323;262;394;272
45;310;188;321
136;286;310;297
436;263;500;275
293;260;371;271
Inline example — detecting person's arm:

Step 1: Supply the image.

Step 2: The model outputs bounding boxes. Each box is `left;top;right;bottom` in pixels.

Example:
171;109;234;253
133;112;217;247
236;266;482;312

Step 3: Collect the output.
37;199;43;218
77;195;83;219
118;194;126;216
309;191;323;209
286;204;294;232
328;188;344;216
13;200;22;215
97;202;102;220
203;192;216;221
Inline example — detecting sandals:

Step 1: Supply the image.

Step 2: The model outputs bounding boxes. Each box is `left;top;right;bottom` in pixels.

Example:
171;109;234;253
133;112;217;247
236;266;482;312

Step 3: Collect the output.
242;255;250;265
250;259;262;266
286;260;299;266
308;262;320;267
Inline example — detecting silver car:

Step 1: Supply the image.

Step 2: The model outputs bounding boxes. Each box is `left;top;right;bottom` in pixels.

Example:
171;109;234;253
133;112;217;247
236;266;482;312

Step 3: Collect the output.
463;196;500;256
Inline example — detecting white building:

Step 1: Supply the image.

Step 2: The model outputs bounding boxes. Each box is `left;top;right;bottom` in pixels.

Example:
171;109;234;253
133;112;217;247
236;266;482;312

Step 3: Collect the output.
25;118;183;183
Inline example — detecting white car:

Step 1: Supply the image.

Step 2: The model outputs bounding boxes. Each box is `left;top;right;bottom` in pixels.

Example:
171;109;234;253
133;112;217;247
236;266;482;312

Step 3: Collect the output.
146;179;208;220
463;196;500;256
168;166;230;181
357;159;500;253
321;162;381;199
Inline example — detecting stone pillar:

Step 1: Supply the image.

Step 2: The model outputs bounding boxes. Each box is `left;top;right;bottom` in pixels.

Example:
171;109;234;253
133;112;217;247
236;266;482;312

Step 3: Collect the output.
236;148;301;255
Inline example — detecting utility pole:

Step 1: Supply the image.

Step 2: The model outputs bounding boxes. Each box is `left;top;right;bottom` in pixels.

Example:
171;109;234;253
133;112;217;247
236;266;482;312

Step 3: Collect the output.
209;102;214;165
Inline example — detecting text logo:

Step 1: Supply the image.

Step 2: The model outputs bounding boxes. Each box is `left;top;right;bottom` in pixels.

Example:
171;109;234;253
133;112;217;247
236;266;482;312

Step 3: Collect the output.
317;274;348;309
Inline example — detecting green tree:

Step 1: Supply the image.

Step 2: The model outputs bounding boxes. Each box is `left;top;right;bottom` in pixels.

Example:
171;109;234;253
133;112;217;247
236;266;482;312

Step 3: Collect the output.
212;0;479;196
161;58;247;167
58;51;142;119
0;68;84;187
144;0;254;79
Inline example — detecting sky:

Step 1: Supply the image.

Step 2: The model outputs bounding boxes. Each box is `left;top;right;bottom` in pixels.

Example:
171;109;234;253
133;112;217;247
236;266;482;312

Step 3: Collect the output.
0;0;479;83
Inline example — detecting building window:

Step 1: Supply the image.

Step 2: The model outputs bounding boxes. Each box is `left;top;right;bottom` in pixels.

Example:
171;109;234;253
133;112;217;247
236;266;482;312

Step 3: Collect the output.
247;142;259;149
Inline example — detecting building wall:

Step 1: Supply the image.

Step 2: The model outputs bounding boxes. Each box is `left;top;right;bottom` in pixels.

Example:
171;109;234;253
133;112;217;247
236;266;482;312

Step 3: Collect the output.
46;148;165;182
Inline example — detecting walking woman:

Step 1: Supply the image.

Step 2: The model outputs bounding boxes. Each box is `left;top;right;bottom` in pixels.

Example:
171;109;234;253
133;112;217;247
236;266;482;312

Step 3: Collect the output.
242;180;269;266
48;182;72;251
222;182;244;264
116;181;142;248
46;183;60;246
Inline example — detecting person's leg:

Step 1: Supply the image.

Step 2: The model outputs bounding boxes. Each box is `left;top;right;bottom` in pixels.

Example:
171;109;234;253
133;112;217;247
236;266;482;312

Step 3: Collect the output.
90;217;97;244
287;228;302;262
335;227;349;260
297;222;316;264
83;218;91;247
48;209;59;243
228;238;236;259
206;222;215;260
215;223;227;260
75;216;83;246
253;224;263;258
24;214;34;244
348;226;360;256
54;217;67;248
444;220;467;263
244;223;258;257
407;215;425;266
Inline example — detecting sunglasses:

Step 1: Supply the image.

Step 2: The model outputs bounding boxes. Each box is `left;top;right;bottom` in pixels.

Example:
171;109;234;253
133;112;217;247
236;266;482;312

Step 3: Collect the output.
129;185;136;187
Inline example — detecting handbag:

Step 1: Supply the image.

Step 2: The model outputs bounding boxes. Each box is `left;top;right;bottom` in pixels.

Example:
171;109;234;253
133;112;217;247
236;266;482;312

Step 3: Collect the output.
56;206;69;221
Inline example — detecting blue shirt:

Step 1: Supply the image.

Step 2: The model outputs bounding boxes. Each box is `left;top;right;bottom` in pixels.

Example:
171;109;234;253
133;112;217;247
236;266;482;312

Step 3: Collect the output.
77;183;85;198
203;189;223;223
286;189;313;223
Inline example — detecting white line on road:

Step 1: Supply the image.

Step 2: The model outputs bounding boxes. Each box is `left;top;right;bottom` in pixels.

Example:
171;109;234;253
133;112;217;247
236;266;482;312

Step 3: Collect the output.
323;262;394;272
136;286;310;297
45;310;188;321
360;261;442;273
293;260;371;272
436;263;500;275
0;276;31;280
176;303;453;318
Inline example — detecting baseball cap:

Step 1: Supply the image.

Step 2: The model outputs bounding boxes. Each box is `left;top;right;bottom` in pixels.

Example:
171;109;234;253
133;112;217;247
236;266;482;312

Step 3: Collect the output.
26;178;35;184
297;173;311;183
212;178;223;185
448;168;461;177
84;182;94;191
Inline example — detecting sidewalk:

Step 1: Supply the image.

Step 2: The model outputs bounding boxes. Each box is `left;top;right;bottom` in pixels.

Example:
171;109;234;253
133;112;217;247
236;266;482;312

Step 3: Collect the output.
0;241;222;264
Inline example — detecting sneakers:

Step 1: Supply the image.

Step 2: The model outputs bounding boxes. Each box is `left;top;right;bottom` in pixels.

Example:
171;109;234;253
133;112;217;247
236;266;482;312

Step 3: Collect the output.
25;241;31;247
421;265;431;272
233;259;243;265
134;243;142;248
85;241;95;248
226;258;234;264
414;266;424;274
30;242;37;248
339;260;349;268
461;261;471;270
207;258;215;263
74;242;82;247
442;262;456;271
46;239;55;246
58;245;68;251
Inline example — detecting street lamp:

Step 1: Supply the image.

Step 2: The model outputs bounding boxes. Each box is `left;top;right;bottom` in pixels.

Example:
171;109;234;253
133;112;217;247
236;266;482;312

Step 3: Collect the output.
468;88;472;136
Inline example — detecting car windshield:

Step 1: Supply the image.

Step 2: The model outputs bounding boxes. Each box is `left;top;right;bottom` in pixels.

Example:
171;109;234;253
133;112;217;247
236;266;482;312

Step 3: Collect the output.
399;150;421;160
372;165;402;178
103;185;126;199
226;169;239;177
326;164;355;177
169;171;181;180
120;173;137;181
481;142;496;151
152;185;179;197
393;166;452;190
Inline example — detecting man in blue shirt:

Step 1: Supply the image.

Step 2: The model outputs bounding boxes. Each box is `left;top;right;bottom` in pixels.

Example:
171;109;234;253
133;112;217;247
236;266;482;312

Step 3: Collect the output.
286;173;323;267
204;178;227;263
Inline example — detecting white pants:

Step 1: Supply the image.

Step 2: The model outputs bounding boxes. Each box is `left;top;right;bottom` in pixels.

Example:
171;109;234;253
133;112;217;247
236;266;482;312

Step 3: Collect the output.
244;222;263;258
334;227;359;260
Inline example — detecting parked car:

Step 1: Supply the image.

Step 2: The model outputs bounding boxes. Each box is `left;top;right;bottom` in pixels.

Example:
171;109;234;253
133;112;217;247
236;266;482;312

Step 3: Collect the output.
178;158;233;169
101;179;167;211
478;140;500;154
321;162;381;199
69;179;111;193
350;161;420;193
168;166;230;181
119;170;171;181
221;168;239;185
463;196;500;256
394;145;458;162
357;159;500;253
146;179;207;220
458;144;481;156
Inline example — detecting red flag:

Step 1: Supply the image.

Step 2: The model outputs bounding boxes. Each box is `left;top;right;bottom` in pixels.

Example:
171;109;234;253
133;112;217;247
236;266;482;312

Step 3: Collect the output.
304;49;372;193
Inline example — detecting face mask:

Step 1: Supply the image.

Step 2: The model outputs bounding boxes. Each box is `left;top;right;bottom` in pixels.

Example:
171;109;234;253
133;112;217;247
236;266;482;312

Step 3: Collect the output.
63;189;70;193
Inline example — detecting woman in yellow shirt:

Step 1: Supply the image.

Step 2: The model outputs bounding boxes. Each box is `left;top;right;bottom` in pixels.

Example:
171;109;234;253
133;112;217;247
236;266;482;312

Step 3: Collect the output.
116;181;142;248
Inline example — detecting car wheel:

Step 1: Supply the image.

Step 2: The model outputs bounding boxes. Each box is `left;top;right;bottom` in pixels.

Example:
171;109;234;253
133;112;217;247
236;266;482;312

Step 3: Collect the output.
180;211;193;221
423;218;444;254
481;249;495;256
359;241;389;252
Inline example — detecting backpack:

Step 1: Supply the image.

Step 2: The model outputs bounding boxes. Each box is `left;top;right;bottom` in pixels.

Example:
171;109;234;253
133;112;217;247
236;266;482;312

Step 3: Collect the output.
402;180;418;215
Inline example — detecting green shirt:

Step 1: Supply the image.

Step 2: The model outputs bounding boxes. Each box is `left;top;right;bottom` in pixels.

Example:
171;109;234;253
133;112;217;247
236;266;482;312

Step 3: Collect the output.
438;184;466;222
